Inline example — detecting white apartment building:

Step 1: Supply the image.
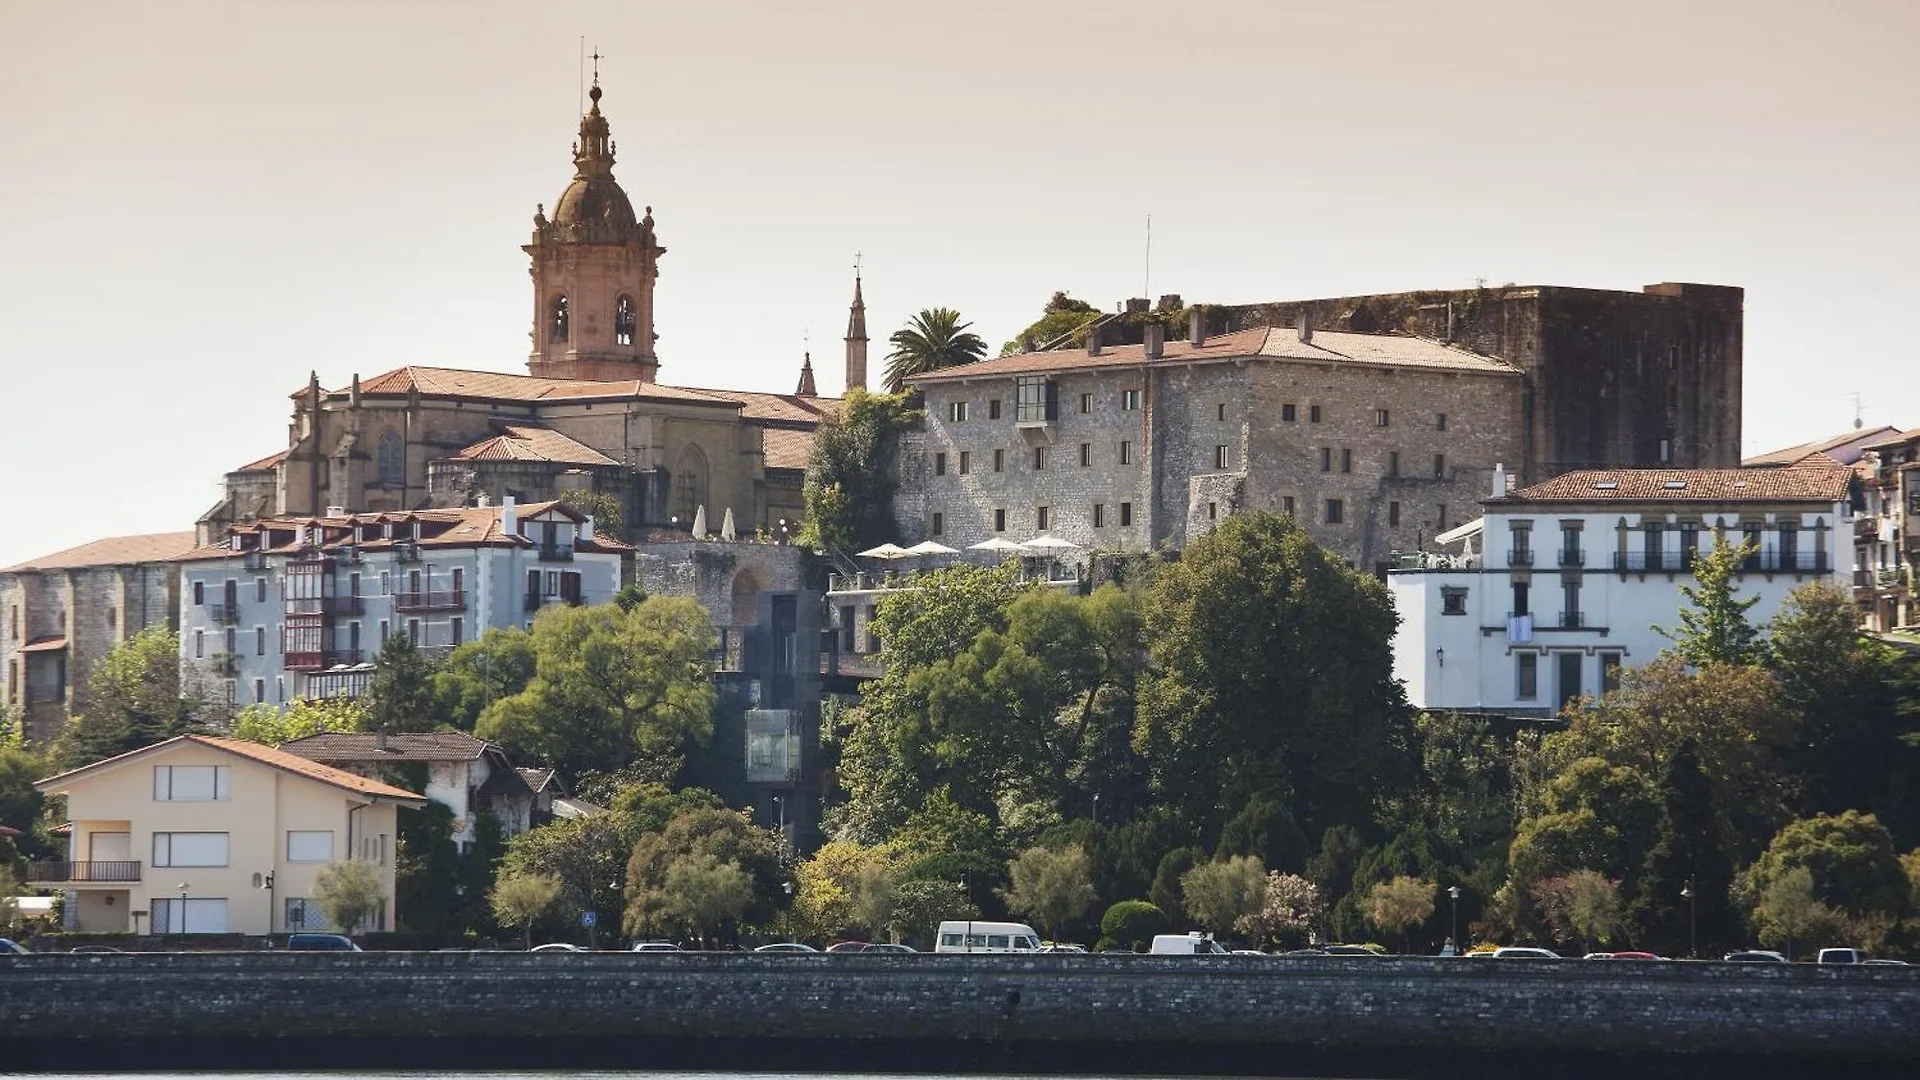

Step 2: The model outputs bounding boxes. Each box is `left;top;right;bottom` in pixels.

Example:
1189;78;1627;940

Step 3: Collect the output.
1390;457;1852;715
175;498;627;708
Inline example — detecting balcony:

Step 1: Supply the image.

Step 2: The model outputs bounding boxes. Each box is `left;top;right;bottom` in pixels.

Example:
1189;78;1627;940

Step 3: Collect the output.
28;860;141;884
394;589;466;613
1553;611;1589;629
1507;548;1535;568
1558;548;1585;567
209;652;239;676
208;602;240;625
538;545;575;562
323;596;365;616
1613;551;1671;573
1879;567;1908;589
525;592;583;612
285;649;364;672
1738;551;1831;574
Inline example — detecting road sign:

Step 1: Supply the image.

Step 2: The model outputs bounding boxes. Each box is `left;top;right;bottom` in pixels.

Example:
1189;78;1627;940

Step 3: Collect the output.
581;910;598;929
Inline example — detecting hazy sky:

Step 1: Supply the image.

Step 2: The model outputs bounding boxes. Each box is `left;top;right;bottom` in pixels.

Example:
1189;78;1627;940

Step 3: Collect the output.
2;0;1916;567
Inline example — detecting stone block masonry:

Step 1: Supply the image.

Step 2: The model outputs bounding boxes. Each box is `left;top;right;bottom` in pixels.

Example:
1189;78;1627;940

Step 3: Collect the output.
3;952;1917;1077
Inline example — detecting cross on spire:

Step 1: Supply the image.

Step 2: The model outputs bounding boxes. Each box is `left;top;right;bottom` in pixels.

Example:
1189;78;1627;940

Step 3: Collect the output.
590;47;604;85
853;251;863;277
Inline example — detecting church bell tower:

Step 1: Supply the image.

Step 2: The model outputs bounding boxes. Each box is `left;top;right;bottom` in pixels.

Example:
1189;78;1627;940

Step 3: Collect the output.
525;78;665;383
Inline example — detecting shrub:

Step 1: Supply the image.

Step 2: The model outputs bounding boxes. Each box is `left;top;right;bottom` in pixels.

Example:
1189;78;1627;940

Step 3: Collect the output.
1099;899;1169;952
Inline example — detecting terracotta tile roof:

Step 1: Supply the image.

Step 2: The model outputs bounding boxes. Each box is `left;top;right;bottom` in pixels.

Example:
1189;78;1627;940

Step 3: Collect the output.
761;427;816;470
235;449;290;472
908;326;1518;384
452;425;619;467
280;731;492;763
1504;455;1852;504
1861;427;1920;452
1744;426;1905;467
345;366;734;406
2;530;200;574
35;734;426;804
174;501;632;562
516;767;562;794
682;388;839;425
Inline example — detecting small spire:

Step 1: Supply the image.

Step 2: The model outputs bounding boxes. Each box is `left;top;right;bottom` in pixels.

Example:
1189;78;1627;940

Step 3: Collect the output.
573;73;615;178
797;351;817;397
845;260;867;343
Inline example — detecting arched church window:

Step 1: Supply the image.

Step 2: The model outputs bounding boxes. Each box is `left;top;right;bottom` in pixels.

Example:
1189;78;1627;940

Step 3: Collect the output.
674;444;709;525
551;295;569;344
377;431;404;486
615;295;636;347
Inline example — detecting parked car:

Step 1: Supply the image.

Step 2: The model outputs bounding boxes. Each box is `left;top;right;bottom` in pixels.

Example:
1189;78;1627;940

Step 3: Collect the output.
530;942;587;952
69;945;125;954
825;941;869;953
1322;944;1384;956
1723;950;1789;963
1277;948;1328;957
1818;947;1866;965
286;933;360;952
1487;946;1561;959
0;938;28;955
1038;943;1087;954
1150;933;1229;955
753;942;818;953
1606;951;1662;960
630;941;683;953
934;920;1043;954
863;943;918;954
1862;958;1911;967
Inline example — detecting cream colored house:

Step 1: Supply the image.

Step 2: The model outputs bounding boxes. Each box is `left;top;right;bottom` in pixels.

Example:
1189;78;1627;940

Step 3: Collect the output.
31;734;426;935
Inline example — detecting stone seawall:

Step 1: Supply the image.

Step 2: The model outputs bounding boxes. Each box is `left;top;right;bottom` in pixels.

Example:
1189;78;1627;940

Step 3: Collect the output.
3;952;1917;1077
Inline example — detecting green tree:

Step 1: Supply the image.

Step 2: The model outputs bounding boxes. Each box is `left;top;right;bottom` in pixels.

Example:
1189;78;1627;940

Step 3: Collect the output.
53;627;206;769
999;291;1103;356
1001;844;1097;942
362;633;441;734
1365;876;1436;954
1752;866;1840;960
313;859;386;935
1507;757;1660;889
0;863;19;932
890;878;974;948
657;853;754;944
1531;870;1623;953
477;598;716;780
556;489;624;537
794;839;892;941
1238;871;1323;948
881;308;987;392
795;389;922;553
490;871;562;950
1633;742;1738;957
230;697;367;745
433;628;537;733
1180;855;1268;938
1136;512;1411;841
0;745;47;842
502;813;635;934
1738;811;1911;924
394;802;462;936
1099;900;1170;952
623;805;784;942
1657;540;1763;667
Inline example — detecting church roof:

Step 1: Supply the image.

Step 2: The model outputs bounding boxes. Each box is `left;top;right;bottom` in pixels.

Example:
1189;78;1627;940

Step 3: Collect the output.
908;326;1518;383
343;366;734;406
2;530;200;574
452;425;619;467
760;428;816;471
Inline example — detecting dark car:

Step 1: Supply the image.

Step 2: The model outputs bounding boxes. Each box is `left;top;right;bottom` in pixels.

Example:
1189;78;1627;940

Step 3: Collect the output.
286;933;360;951
0;938;28;955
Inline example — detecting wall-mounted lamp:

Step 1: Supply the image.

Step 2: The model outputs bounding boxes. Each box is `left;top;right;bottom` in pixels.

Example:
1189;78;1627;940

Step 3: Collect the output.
1435;647;1445;667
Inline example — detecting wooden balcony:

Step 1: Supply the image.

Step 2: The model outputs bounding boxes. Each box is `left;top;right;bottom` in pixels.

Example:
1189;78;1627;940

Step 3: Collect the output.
28;860;141;884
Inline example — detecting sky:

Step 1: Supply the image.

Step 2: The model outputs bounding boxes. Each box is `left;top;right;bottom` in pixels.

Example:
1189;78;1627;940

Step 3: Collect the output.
1;0;1916;568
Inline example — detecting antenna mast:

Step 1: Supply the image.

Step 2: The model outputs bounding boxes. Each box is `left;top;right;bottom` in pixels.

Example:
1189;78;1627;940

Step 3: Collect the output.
1143;214;1152;300
578;37;585;114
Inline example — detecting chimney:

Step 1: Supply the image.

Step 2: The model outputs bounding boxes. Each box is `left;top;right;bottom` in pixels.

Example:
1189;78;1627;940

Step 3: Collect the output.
1143;322;1165;360
1087;325;1103;357
349;373;362;408
501;494;518;538
376;725;389;751
1125;297;1151;314
294;524;308;547
1189;305;1206;348
324;505;345;519
1492;463;1508;500
476;493;490;508
1297;309;1314;345
1444;301;1456;344
581;515;595;542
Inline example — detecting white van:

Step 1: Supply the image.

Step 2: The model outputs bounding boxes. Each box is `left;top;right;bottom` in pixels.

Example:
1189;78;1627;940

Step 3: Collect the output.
934;921;1043;953
1150;932;1229;955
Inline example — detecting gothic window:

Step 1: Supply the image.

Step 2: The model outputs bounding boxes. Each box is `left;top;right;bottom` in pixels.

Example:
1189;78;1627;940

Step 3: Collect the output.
551;294;569;343
674;444;709;525
615;295;636;346
376;431;404;486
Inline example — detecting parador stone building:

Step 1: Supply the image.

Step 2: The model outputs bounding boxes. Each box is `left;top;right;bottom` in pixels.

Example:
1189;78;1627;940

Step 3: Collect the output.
196;78;855;548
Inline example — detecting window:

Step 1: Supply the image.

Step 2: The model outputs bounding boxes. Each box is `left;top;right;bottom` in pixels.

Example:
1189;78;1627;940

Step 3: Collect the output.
1217;403;1227;421
949;400;969;423
1309;405;1322;423
1517;654;1538;699
451;617;464;647
994;509;1006;532
1389;501;1401;527
1036;506;1050;531
1282;403;1297;422
989;398;1002;420
1079;392;1091;413
253;679;265;704
1658;437;1672;464
934;452;946;476
1601;653;1624;693
1388;451;1400;477
380;619;389;642
1016;376;1057;422
6;660;14;704
931;512;944;536
154;765;230;802
1374;408;1390;427
154;897;228;935
1436;412;1447;431
193;630;204;659
1442;587;1468;615
152;832;229;867
1207;502;1217;521
1119;441;1133;465
256;578;267;603
1437;504;1448;530
615;295;636;346
1562;581;1582;627
839;606;857;654
377;431;404;486
1122;389;1141;411
224;627;236;655
958;451;971;475
1513;580;1530;616
1214;445;1231;469
380;571;390;595
1079;443;1092;467
993;448;1005;473
1093;503;1105;528
255;627;266;656
1033;445;1048;470
359;833;388;865
1119;502;1133;527
275;677;283;703
287;831;334;863
1324;499;1344;524
550;294;569;342
1320;447;1332;472
1433;453;1446;478
1340;448;1353;474
349;622;361;651
285;897;321;931
193;580;205;606
1282;496;1295;516
407;619;420;646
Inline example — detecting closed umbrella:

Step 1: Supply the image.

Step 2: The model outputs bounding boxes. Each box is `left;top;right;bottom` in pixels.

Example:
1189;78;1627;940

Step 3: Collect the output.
691;505;708;540
720;507;737;542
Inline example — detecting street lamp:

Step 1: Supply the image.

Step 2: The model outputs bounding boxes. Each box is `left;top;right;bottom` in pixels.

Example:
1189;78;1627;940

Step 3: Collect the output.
1447;885;1462;954
773;794;784;834
176;882;190;935
1091;793;1100;825
1680;880;1697;959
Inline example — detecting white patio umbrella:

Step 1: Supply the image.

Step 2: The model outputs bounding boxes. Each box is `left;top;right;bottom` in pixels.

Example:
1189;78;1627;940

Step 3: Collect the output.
1021;534;1081;553
720;507;737;542
967;537;1031;555
856;542;912;559
905;540;960;556
690;505;708;540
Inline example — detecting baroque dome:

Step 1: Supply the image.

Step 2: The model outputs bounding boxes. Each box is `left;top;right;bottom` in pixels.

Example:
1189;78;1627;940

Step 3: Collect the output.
553;175;636;230
534;83;648;242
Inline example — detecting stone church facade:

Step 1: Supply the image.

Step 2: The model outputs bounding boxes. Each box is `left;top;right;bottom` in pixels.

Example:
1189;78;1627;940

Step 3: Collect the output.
199;80;857;545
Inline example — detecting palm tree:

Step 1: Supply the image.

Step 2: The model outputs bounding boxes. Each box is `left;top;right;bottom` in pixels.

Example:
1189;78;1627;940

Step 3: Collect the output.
882;308;988;391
